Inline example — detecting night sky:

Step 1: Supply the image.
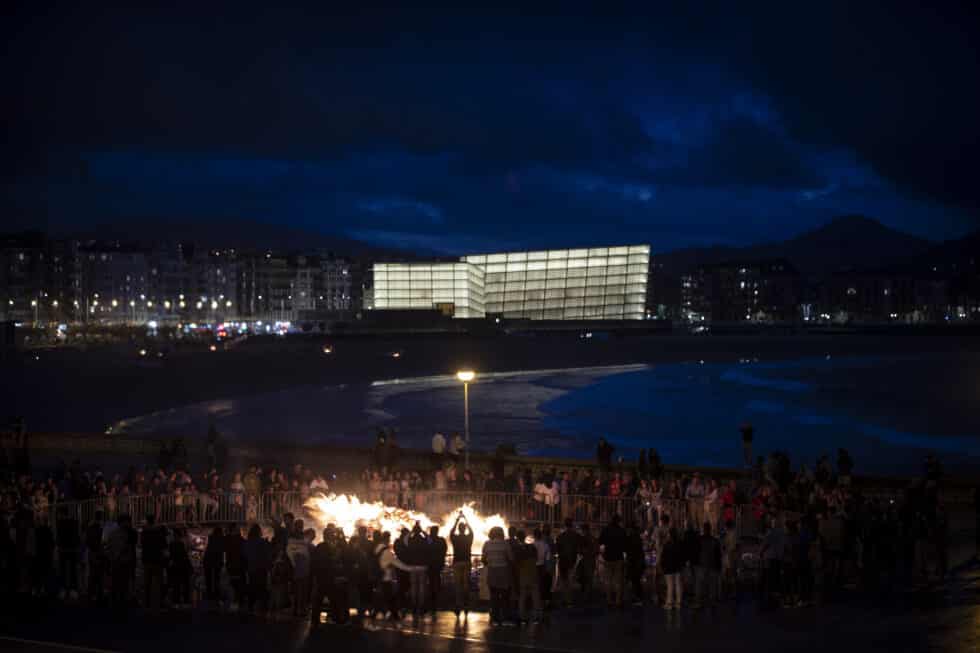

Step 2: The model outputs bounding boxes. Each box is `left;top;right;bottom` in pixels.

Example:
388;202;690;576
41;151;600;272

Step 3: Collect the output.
3;4;979;254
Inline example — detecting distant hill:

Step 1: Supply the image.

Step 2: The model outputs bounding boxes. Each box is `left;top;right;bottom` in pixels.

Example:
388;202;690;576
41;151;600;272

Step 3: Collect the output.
655;215;934;276
910;229;980;273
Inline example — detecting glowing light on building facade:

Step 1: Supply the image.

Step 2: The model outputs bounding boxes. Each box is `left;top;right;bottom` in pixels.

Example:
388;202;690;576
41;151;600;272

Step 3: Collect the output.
370;244;650;320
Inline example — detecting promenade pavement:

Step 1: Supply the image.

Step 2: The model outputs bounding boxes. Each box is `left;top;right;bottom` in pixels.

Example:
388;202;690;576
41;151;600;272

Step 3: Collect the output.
2;560;977;653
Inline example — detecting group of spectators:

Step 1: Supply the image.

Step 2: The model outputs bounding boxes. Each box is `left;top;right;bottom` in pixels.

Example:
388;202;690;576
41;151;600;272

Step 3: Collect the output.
0;416;973;625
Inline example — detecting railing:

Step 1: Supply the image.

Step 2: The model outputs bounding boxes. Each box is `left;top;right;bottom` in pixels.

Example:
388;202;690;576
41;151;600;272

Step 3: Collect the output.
37;490;810;543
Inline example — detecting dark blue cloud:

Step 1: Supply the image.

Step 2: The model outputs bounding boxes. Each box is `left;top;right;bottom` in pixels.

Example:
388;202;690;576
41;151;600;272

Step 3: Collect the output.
2;4;977;252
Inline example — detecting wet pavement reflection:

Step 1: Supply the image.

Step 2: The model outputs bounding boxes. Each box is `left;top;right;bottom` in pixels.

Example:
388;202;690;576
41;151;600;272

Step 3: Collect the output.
1;563;978;653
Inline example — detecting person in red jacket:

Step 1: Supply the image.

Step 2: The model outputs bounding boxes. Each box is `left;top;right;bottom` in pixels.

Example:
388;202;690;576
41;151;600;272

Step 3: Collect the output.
720;480;738;527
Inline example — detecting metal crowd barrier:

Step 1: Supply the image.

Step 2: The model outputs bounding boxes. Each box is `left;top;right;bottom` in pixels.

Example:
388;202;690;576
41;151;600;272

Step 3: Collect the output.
37;489;818;544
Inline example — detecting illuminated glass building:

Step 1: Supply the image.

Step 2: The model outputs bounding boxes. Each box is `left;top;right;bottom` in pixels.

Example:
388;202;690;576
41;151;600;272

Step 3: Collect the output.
370;244;650;320
369;262;485;318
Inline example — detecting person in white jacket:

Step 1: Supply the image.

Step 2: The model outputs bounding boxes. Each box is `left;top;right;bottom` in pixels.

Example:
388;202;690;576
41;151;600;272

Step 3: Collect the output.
375;532;424;620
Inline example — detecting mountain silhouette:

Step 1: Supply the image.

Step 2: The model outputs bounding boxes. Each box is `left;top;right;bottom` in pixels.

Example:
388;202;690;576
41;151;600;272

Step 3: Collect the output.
655;215;934;276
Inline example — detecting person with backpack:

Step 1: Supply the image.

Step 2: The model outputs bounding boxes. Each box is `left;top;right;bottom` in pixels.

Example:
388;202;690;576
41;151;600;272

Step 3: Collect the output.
375;530;423;621
482;526;514;626
515;529;542;623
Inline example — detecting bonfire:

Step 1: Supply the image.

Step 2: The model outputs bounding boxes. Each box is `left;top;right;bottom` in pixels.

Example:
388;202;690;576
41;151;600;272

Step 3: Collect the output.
303;493;508;550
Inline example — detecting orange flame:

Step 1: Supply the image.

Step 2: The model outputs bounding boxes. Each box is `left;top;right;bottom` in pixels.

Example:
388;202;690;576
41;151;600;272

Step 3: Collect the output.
303;493;507;549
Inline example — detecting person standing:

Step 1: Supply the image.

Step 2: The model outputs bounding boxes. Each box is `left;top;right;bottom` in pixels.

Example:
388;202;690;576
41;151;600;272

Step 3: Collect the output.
578;523;598;602
55;505;80;600
431;432;446;467
516;530;542;623
225;525;246;611
286;520;312;618
555;518;582;607
448;433;465;463
782;520;800;607
704;479;720;534
760;517;785;610
32;515;55;599
740;423;754;468
203;526;225;603
393;528;412;610
536;525;555;610
310;528;333;626
376;531;423;621
598;514;626;609
426;525;447;617
721;520;739;600
243;524;272;614
649;514;671;606
106;514;135;611
695;522;722;609
349;526;375;617
686;473;706;531
139;514;167;611
84;511;106;604
625;525;646;605
661;528;684;610
168;527;193;608
405;524;429;617
482;526;514;626
596;438;614;477
450;514;473;617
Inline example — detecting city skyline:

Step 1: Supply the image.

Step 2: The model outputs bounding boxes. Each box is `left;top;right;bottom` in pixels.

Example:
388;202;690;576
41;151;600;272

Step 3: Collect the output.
4;5;979;255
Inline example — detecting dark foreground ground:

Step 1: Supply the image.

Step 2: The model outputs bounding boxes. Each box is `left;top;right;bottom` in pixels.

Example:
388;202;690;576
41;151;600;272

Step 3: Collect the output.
2;561;978;653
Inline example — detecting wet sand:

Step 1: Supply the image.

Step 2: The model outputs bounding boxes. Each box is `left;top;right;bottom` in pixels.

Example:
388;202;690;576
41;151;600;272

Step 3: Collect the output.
7;331;978;438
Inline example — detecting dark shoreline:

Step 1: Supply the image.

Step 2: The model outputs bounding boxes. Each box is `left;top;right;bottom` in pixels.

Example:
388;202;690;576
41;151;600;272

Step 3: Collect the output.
7;331;980;435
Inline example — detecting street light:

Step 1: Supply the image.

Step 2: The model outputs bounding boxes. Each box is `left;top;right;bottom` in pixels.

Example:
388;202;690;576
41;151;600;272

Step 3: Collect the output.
456;370;475;469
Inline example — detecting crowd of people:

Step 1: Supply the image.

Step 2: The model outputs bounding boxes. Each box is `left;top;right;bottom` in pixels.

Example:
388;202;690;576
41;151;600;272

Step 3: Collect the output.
0;418;974;627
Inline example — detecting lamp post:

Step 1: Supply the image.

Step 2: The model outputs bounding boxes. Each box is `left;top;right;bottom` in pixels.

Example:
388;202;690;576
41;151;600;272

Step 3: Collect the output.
456;370;475;469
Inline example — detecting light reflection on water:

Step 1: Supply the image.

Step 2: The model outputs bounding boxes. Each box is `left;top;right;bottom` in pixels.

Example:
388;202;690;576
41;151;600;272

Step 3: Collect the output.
117;354;980;475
